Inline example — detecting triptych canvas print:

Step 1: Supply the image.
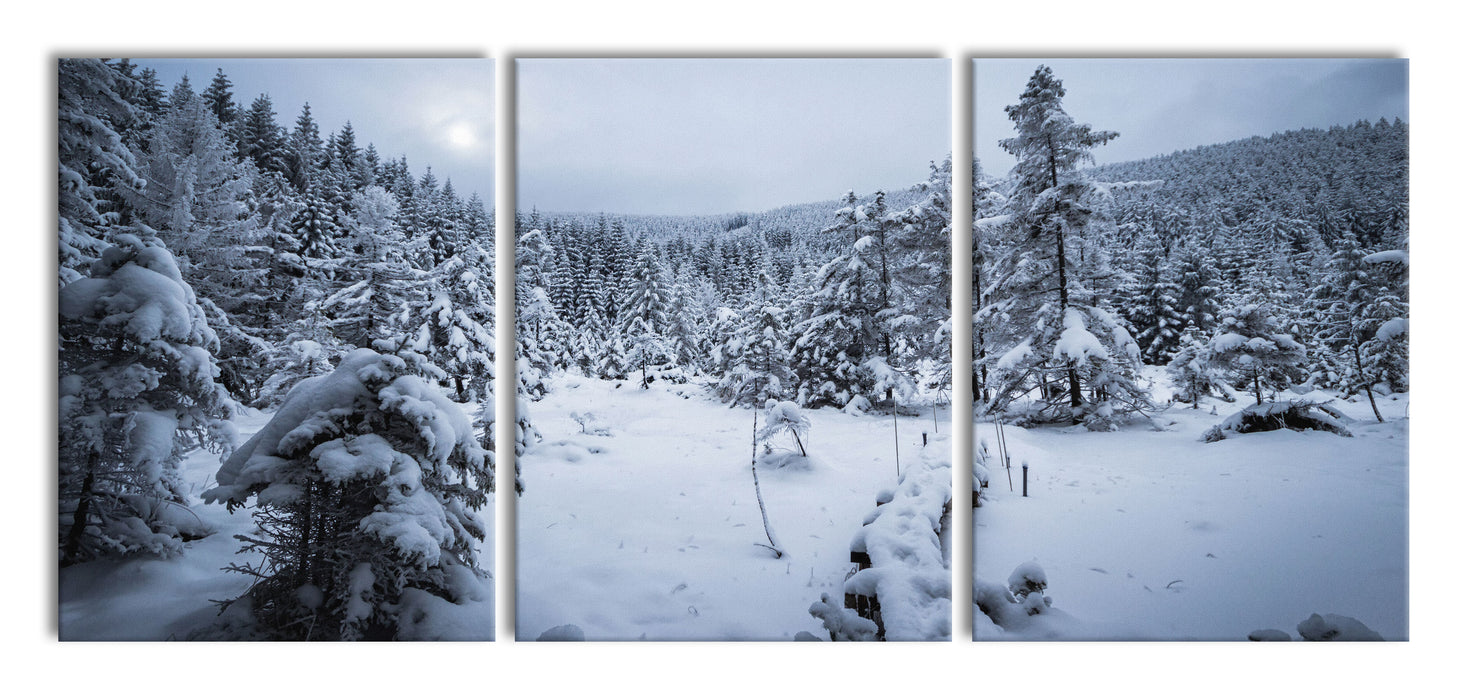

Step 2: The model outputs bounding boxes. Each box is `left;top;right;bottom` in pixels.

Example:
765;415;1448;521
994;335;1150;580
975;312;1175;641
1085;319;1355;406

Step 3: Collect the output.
56;56;1408;642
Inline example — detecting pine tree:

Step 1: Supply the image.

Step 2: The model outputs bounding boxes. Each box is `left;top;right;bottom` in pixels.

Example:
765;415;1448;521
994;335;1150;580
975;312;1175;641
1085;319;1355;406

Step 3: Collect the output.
1119;231;1186;364
619;244;673;388
1206;303;1306;405
58;58;144;283
288;102;324;192
204;349;493;640
239;94;289;177
891;156;956;390
717;272;796;406
202;68;239;127
396;241;497;401
981;65;1148;424
59;234;234;564
317;186;418;350
790;191;885;408
1173;240;1220;334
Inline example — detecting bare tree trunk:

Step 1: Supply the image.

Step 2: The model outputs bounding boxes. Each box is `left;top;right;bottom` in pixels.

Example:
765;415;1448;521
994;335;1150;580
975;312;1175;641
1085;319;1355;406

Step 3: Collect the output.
751;404;783;558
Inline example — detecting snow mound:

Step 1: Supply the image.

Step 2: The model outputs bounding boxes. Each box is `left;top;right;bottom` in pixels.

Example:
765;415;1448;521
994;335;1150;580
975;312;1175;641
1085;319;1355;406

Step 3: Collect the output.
840;451;953;641
1205;400;1353;441
1297;613;1385;641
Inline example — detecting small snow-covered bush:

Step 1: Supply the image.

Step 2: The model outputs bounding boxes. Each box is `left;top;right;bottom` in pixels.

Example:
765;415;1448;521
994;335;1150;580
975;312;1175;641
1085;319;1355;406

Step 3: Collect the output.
809;593;879;641
204;348;495;640
1007;562;1052;615
757;400;810;456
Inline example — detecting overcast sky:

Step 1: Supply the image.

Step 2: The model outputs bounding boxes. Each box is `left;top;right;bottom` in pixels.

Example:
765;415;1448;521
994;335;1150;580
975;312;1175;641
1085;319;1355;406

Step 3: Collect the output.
973;58;1408;177
517;59;950;216
134;59;495;201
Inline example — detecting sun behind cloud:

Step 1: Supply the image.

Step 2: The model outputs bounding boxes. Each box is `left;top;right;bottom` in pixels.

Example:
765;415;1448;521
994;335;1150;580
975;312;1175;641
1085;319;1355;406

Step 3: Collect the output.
447;121;478;149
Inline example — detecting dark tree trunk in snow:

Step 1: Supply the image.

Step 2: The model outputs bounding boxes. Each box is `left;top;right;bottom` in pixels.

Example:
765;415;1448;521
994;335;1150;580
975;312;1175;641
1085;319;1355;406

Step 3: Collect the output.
61;454;98;567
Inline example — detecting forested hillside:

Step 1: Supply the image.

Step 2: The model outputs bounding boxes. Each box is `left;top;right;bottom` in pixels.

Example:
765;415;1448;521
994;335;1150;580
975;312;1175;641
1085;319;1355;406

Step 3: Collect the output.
972;67;1408;428
514;167;950;413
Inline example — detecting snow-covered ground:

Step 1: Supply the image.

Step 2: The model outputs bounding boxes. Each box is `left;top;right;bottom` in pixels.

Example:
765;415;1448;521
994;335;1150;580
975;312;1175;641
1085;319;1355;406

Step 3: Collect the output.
973;374;1408;641
58;406;496;641
517;373;951;640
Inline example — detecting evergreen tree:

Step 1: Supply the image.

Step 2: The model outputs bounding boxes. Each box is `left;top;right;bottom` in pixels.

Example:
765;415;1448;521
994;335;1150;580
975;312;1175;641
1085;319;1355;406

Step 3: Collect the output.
58;58;143;282
396;241;497;401
59;234;234;564
204;349;493;640
201;68;239;127
239;94;289;176
717;272;796;406
287;102;324;191
1119;231;1186;364
981;65;1148;424
619;244;673;387
1205;303;1306;405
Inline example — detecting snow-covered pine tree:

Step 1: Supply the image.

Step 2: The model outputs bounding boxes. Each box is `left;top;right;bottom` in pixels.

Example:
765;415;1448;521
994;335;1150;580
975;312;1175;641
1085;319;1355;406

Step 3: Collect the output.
286;102;324;193
1205;303;1306;405
238;94;290;178
58;58;145;283
1119;231;1186;364
1359;287;1408;396
662;267;706;370
595;332;630;382
121;84;271;400
717;271;796;406
791;191;884;408
317;187;419;351
1309;230;1385;414
1173;240;1220;335
204;348;493;640
201;68;239;129
395;240;497;401
980;65;1150;425
891;156;955;394
1166;330;1227;408
59;234;234;565
972;160;1008;404
619;244;673;388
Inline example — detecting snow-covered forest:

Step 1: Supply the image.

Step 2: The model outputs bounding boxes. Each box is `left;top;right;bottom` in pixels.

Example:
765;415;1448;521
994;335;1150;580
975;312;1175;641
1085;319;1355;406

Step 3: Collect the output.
513;164;959;640
970;64;1409;640
57;58;499;640
54;56;1409;643
512;58;956;641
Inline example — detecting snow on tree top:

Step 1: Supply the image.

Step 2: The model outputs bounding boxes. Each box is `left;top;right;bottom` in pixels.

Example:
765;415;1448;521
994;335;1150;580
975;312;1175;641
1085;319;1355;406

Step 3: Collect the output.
1053;308;1110;364
206;348;479;503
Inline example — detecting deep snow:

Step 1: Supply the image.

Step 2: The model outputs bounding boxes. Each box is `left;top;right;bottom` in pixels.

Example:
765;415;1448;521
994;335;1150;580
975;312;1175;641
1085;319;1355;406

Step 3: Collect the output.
516;373;952;640
973;374;1408;641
